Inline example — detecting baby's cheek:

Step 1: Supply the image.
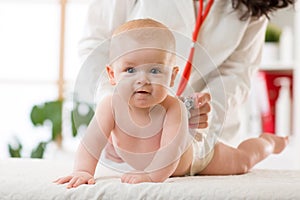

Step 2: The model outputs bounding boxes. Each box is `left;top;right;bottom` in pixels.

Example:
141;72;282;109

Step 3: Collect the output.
114;79;135;100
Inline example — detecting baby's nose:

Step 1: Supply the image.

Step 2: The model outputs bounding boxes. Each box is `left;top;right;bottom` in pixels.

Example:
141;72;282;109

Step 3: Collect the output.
136;72;150;85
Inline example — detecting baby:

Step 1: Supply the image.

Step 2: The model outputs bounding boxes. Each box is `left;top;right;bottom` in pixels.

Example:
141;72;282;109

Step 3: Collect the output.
55;18;288;188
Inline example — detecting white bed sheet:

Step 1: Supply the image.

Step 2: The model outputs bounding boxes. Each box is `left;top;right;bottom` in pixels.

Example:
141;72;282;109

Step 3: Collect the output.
1;158;300;200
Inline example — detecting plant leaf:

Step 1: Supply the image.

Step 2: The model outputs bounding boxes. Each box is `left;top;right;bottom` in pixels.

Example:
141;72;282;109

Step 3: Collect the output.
265;23;282;43
30;142;48;159
71;102;94;137
30;100;63;141
8;140;22;158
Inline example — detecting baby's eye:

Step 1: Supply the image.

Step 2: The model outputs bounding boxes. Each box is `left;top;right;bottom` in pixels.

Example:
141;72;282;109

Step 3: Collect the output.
150;68;161;74
125;67;136;73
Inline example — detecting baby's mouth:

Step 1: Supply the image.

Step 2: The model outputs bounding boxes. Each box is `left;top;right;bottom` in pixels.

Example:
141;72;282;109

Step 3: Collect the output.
134;90;150;94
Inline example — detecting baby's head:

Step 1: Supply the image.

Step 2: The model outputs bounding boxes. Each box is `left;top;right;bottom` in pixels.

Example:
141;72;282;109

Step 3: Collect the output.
109;18;176;64
106;19;179;108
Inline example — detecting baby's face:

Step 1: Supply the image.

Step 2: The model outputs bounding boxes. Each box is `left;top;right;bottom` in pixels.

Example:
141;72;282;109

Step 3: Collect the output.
107;49;178;108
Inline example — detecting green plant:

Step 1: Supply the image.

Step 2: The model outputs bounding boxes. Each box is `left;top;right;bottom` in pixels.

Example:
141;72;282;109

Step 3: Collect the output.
8;138;48;159
8;100;94;159
8;138;22;158
31;100;63;143
265;23;282;43
71;102;94;137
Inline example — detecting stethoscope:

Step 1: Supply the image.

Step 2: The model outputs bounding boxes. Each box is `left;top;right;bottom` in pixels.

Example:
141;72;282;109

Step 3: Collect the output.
176;0;214;97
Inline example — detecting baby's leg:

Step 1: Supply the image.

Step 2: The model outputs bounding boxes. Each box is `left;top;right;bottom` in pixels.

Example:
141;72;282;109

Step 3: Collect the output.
199;133;288;175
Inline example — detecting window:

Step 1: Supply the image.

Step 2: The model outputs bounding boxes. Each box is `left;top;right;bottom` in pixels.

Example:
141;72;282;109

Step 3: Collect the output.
0;0;88;158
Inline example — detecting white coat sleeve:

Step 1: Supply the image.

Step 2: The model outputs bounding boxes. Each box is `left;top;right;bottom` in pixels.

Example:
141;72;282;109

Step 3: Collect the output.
218;16;268;103
198;16;268;140
78;0;137;63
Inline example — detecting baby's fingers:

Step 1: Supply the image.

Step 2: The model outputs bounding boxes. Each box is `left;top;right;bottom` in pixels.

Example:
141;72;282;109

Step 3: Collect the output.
53;176;73;184
71;177;88;188
67;177;79;188
121;174;131;183
88;178;95;185
67;177;95;188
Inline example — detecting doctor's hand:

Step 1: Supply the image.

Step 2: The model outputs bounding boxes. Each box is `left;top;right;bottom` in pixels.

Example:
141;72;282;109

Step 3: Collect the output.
184;93;211;129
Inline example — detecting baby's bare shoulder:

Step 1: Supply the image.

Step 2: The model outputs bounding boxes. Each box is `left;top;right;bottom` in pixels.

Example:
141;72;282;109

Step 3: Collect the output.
162;95;184;111
164;95;180;103
94;95;114;115
96;95;113;106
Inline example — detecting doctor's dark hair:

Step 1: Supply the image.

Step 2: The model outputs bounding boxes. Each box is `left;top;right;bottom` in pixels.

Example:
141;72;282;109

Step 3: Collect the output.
232;0;295;20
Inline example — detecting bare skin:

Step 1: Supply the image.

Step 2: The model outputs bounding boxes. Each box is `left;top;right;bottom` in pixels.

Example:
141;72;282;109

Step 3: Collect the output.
198;133;289;175
54;19;289;188
103;92;211;164
54;132;288;187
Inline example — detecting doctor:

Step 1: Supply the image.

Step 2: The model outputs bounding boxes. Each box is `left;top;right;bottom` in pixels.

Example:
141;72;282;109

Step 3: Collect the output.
78;0;295;145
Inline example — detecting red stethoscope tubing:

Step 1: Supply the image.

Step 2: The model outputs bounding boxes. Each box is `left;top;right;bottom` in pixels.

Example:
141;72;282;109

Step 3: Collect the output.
176;0;214;96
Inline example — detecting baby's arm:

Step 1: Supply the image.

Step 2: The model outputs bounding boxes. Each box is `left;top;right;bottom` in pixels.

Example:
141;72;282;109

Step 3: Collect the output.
122;97;190;183
54;140;98;188
54;96;114;188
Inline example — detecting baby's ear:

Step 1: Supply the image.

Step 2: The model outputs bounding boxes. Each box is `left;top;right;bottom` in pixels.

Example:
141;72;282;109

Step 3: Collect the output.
170;66;179;87
106;65;116;85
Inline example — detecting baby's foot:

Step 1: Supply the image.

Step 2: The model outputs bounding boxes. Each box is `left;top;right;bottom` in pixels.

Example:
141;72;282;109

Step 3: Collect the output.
260;133;289;154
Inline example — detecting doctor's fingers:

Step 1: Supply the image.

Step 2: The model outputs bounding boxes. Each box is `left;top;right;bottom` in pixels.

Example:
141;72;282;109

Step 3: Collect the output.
188;103;210;129
189;114;208;124
189;115;209;129
189;121;208;129
189;102;211;116
193;93;211;108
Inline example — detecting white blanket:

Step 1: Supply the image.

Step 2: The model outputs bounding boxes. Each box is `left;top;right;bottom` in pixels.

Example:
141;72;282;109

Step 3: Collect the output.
1;158;300;199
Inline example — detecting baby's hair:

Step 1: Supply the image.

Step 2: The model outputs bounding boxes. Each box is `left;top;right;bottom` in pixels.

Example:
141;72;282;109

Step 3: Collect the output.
113;18;171;35
110;18;176;63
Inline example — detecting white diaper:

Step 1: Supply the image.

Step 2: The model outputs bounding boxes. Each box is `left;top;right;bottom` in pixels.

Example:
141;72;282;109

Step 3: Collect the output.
189;135;214;176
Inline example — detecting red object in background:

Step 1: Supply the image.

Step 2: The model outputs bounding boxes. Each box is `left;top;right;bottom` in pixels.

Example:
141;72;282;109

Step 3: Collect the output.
259;69;293;134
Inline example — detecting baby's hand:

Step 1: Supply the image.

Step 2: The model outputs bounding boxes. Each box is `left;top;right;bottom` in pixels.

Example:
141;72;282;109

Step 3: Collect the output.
54;171;95;188
121;172;153;184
